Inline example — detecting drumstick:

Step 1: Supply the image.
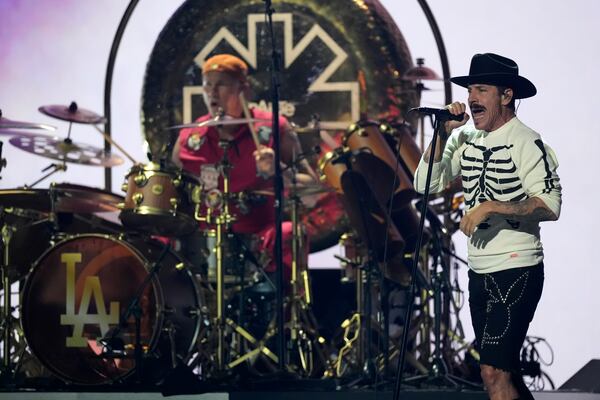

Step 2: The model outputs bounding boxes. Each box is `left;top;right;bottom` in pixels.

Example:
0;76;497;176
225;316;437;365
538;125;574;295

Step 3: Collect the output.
319;129;339;150
93;125;138;164
238;92;261;149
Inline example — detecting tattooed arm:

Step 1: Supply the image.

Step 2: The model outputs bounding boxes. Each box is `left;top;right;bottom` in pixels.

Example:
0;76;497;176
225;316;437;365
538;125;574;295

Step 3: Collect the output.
459;197;557;237
488;197;558;222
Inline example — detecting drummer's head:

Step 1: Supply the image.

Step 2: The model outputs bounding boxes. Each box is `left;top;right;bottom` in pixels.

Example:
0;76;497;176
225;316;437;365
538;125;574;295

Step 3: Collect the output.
202;54;250;117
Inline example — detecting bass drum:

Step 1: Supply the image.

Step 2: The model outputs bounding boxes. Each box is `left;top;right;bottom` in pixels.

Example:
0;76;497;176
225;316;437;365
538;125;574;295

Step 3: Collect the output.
21;234;205;385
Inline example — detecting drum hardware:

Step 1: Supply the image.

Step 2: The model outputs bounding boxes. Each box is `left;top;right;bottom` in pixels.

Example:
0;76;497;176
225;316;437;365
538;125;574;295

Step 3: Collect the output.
9;133;124;169
193;139;278;373
39;102;107;125
97;242;172;384
378;122;422;177
28;161;67;189
401;224;478;389
39;102;138;165
0;184;124;214
282;153;330;377
402;58;442;151
21;234;203;385
0;221;16;375
120;163;199;236
323;146;415;381
344;121;414;196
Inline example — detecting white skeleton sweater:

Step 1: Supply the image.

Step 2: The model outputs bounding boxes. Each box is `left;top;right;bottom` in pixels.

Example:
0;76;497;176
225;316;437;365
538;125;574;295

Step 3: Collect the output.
414;117;562;273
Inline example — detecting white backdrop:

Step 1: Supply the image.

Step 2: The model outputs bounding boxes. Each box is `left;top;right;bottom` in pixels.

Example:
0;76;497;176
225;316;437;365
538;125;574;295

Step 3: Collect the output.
0;0;598;387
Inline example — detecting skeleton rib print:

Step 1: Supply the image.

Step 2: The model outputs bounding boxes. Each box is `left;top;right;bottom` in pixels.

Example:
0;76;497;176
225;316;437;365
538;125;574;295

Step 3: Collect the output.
461;141;528;209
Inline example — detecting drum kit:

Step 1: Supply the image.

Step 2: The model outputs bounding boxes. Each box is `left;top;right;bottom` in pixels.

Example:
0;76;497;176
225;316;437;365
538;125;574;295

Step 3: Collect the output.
0;101;465;388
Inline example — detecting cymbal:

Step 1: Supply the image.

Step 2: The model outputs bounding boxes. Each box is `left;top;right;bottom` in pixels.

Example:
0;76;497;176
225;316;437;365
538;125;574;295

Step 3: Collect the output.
0;109;56;131
402;58;441;81
402;66;441;81
38;102;106;124
9;133;123;167
0;183;124;213
169;115;270;130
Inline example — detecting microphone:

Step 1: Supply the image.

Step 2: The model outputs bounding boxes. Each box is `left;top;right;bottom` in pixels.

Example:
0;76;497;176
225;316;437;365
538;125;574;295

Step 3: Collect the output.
409;107;465;121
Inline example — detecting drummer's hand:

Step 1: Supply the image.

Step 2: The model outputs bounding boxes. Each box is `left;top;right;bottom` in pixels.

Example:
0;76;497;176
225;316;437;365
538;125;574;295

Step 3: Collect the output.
459;202;492;237
444;102;470;135
254;146;275;178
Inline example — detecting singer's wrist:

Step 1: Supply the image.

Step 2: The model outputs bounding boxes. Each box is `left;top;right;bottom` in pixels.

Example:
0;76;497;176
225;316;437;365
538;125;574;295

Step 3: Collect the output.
439;126;450;141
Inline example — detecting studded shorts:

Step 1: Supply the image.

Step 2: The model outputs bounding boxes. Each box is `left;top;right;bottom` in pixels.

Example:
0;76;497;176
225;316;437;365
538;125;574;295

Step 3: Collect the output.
468;263;544;372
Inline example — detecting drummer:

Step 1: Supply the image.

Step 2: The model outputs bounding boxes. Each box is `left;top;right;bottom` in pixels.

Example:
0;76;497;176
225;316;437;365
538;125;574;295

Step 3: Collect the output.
172;53;317;279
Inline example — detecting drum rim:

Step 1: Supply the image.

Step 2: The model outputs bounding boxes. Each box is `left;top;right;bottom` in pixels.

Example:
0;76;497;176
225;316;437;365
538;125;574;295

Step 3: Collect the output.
126;162;199;180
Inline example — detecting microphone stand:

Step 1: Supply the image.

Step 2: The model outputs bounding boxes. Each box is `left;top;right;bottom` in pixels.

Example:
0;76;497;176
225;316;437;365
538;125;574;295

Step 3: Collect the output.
99;242;171;384
263;0;286;371
392;116;446;400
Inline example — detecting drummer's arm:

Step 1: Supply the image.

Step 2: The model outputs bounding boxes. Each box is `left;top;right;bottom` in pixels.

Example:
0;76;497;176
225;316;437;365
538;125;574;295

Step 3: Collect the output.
171;138;183;168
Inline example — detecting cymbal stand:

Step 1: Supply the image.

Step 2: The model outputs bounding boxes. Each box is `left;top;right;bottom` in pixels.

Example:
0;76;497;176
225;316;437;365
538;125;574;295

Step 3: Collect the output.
0;212;22;382
26;162;67;188
194;139;235;371
0;221;14;373
194;140;278;373
284;156;328;376
329;162;385;381
0;141;6;180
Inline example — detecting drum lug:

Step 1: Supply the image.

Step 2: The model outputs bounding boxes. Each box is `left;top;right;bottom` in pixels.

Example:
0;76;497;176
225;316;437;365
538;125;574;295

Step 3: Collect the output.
162;306;175;316
151;184;163;195
132;192;144;205
172;176;182;188
191;186;202;204
116;202;125;210
379;122;392;135
121;183;129;192
186;307;202;317
134;173;148;186
170;198;179;211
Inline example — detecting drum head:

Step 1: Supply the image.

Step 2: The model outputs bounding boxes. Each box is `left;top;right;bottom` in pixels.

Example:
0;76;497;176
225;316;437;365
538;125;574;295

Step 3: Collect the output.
21;234;201;385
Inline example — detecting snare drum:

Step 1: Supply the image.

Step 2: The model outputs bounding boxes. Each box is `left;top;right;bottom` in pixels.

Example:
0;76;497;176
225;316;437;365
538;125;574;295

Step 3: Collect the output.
21;234;205;385
120;163;199;236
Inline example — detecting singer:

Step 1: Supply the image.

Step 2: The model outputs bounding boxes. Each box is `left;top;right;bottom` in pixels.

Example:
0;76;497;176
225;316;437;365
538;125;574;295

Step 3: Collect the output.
414;53;562;400
172;53;317;280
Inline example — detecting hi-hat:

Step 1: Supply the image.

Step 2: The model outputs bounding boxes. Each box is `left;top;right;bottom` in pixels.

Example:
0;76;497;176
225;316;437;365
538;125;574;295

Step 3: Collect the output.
169;115;270;130
39;102;106;124
9;133;123;167
0;109;56;131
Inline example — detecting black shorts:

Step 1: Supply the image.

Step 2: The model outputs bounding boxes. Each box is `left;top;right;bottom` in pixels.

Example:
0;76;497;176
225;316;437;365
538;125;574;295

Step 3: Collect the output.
468;263;544;372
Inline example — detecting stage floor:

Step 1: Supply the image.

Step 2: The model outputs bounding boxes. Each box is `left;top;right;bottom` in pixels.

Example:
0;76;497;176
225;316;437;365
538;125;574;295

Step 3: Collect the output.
0;390;598;400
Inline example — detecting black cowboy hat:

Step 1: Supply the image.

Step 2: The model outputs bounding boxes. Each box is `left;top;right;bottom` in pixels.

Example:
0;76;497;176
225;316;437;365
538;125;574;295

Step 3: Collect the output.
450;53;537;99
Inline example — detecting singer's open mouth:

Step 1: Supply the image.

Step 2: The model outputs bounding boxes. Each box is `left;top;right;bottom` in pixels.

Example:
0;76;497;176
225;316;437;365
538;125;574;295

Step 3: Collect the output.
470;104;486;118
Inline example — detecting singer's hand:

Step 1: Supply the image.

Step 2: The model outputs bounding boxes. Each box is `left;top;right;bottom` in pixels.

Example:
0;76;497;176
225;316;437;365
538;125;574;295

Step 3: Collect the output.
459;202;491;237
254;145;275;178
444;102;470;135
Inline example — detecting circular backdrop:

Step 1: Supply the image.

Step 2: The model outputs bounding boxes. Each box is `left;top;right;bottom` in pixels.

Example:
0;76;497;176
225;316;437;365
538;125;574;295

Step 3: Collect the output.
141;0;418;160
